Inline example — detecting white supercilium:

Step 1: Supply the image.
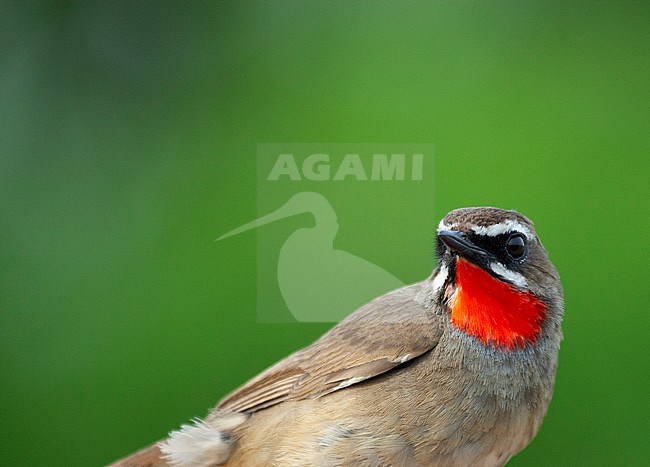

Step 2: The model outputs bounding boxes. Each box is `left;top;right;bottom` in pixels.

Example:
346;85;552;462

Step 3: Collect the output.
437;219;455;231
471;219;533;239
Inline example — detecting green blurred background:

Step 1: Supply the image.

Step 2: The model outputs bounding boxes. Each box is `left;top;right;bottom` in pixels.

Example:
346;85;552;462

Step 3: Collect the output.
2;1;649;465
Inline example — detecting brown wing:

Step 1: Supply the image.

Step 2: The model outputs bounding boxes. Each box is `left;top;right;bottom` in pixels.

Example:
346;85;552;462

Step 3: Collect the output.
217;282;442;413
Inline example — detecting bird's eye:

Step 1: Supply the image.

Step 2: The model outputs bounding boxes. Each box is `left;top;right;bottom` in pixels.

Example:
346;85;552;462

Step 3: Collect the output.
506;234;526;259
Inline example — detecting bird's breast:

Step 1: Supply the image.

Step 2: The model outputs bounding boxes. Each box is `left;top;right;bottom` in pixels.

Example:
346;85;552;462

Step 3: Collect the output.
448;258;547;350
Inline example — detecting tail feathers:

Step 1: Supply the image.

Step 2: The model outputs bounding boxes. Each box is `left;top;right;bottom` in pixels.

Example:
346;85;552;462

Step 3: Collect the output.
159;412;249;466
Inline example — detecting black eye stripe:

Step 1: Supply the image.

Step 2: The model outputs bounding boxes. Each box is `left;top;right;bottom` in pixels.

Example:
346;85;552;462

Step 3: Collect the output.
457;231;529;265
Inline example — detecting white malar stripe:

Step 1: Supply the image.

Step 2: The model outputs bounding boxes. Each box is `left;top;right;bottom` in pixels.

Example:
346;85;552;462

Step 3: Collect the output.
431;264;449;293
489;262;528;289
471;219;533;239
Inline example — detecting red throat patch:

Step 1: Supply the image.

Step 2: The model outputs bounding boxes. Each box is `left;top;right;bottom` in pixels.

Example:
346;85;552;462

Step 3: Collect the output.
449;258;547;350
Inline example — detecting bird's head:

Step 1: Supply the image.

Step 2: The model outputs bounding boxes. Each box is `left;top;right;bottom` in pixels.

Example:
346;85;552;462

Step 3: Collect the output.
432;207;563;350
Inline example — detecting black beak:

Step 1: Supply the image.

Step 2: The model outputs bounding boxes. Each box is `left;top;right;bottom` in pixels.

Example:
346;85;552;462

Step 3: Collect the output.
438;230;488;260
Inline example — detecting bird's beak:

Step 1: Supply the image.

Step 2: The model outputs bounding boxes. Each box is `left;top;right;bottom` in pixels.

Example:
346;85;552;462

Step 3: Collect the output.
437;230;488;260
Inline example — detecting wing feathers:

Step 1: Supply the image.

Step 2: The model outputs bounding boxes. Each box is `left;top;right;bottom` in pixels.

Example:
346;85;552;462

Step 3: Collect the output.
219;367;305;412
216;283;442;414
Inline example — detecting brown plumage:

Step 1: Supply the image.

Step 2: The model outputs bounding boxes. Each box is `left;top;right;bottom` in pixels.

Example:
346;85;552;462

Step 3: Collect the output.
112;207;563;466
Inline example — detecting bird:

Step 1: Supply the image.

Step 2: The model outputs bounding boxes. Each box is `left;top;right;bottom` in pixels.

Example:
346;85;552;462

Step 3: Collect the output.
112;207;564;467
217;191;404;322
